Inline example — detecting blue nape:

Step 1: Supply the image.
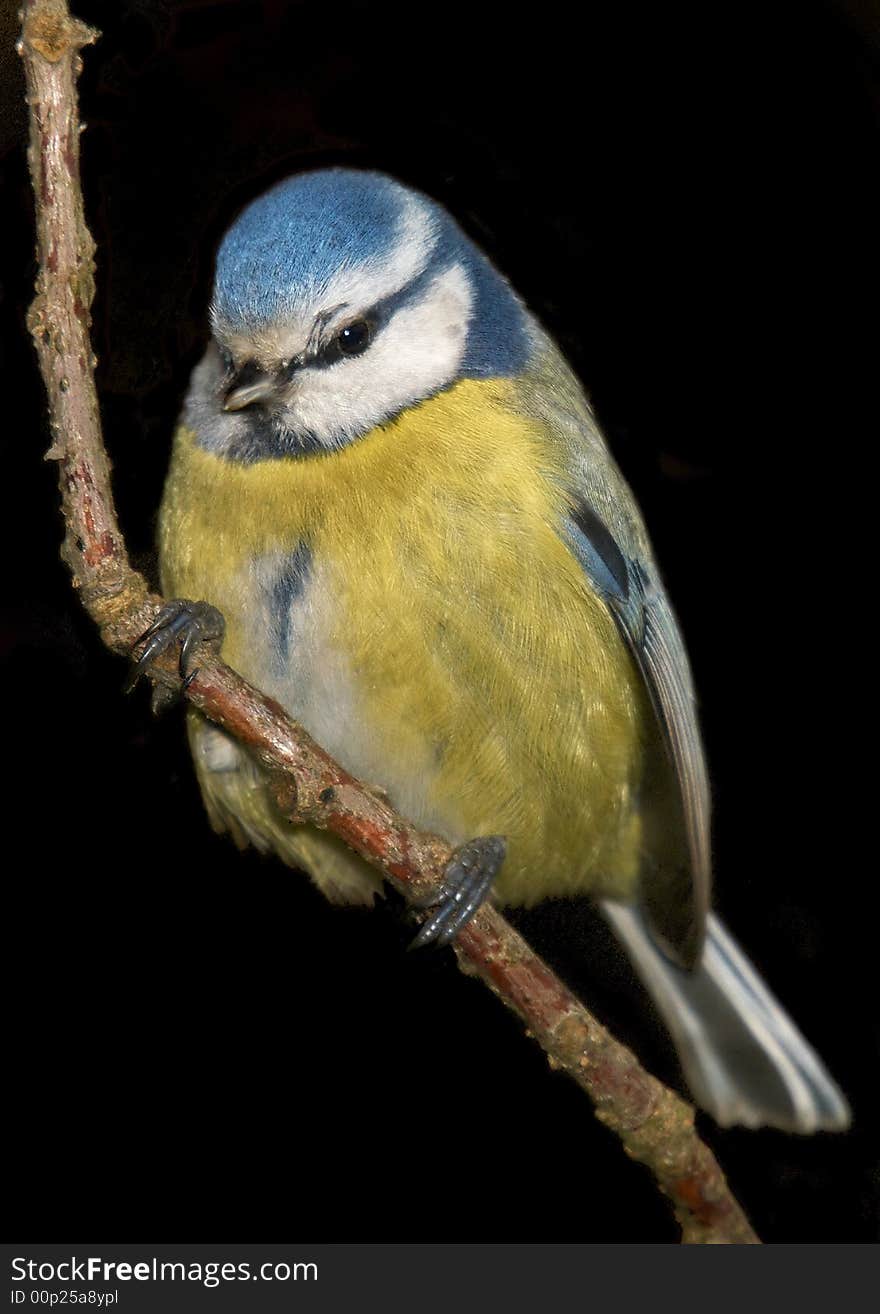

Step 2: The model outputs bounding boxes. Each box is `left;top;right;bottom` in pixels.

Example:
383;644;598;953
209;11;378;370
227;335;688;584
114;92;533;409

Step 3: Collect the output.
459;243;531;378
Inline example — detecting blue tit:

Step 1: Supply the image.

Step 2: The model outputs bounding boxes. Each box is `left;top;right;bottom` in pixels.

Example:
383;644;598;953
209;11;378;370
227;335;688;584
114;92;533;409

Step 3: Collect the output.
154;167;849;1133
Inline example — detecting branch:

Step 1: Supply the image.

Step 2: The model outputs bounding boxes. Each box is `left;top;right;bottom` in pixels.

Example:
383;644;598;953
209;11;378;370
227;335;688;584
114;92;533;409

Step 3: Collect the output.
19;0;759;1245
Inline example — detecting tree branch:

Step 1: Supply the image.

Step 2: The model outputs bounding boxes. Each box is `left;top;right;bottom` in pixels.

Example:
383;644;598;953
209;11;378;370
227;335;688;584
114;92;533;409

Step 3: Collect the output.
19;0;759;1245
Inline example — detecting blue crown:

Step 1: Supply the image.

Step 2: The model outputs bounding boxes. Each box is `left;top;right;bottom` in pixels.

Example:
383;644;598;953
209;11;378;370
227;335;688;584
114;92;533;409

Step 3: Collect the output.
214;168;418;328
213;167;531;378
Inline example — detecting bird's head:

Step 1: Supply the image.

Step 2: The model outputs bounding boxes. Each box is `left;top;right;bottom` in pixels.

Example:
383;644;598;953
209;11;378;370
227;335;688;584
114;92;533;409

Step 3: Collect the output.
190;168;531;461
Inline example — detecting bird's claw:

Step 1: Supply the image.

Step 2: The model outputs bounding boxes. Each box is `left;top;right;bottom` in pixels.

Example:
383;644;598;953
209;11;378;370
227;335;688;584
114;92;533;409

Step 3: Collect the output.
125;599;226;698
411;835;506;948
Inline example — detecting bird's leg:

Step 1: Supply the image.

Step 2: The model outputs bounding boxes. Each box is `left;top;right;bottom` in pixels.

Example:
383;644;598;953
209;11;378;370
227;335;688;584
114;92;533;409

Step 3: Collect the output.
125;599;226;713
411;835;506;948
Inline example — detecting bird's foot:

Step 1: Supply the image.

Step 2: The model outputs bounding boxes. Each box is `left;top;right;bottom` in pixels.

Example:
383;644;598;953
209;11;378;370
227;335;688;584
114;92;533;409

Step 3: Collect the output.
125;599;226;711
411;835;506;948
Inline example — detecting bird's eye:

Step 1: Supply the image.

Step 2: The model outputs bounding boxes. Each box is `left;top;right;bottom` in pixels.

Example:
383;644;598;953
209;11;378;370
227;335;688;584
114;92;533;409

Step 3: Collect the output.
336;319;372;356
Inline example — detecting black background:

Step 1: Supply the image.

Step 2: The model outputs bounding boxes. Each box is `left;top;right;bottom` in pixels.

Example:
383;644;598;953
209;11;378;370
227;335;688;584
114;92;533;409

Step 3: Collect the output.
2;0;878;1243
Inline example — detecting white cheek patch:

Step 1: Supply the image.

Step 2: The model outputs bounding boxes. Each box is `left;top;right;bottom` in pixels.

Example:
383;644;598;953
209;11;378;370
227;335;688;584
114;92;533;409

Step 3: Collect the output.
288;261;473;447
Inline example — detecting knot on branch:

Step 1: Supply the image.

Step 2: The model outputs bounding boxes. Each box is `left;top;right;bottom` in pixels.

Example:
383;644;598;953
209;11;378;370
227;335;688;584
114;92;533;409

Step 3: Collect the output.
268;773;303;825
22;6;97;64
77;571;154;650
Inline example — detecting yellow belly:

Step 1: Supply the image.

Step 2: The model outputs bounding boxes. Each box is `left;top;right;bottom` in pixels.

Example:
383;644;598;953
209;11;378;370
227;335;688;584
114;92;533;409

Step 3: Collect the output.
159;377;648;905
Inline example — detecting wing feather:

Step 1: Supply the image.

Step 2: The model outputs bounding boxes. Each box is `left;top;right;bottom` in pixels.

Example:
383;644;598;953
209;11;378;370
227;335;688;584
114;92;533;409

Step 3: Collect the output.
566;500;711;965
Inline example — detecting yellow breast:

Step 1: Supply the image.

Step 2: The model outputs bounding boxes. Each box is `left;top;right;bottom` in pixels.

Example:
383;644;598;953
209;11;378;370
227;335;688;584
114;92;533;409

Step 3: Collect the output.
159;376;648;904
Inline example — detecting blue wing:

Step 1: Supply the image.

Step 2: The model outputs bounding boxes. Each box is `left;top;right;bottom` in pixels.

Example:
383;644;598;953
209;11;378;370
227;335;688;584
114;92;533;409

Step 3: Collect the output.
565;496;711;967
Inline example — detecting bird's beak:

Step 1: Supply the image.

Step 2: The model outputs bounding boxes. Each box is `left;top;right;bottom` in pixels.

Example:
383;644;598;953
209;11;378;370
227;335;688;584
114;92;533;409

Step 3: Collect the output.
222;362;277;412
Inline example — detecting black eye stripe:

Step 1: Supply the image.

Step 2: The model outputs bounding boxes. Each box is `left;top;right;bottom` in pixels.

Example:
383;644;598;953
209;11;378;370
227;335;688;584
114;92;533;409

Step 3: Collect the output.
308;316;375;369
222;315;376;385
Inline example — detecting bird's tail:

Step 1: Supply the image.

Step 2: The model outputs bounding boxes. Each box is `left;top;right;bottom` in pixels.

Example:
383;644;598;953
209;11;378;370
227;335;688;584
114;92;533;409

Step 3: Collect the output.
601;902;851;1132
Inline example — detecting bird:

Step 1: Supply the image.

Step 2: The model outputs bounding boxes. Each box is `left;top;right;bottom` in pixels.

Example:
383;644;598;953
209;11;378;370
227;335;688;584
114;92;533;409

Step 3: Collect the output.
136;166;849;1133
